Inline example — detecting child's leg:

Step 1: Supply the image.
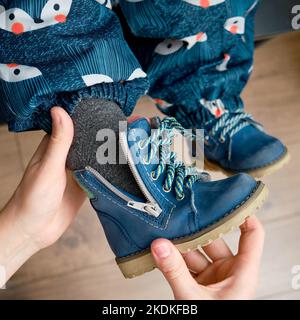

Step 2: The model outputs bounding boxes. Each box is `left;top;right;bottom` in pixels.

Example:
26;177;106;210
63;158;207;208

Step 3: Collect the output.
117;0;288;177
0;0;148;196
118;0;254;114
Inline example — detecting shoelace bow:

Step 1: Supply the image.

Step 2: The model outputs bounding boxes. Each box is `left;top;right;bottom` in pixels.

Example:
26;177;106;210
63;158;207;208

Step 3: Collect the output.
138;117;209;201
208;110;253;160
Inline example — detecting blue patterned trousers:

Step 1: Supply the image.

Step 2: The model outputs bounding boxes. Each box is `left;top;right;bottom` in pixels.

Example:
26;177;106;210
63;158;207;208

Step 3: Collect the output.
0;0;258;132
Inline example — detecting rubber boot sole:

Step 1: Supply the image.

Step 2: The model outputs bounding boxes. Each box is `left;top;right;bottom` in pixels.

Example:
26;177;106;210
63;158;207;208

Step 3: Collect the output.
204;149;290;179
117;182;268;279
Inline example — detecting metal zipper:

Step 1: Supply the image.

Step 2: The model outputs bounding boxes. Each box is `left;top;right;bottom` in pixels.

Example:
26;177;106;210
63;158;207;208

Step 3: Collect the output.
86;165;162;217
119;130;162;217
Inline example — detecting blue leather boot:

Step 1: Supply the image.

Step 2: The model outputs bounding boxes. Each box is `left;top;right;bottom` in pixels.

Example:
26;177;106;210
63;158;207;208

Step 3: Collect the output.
74;117;268;278
159;102;290;178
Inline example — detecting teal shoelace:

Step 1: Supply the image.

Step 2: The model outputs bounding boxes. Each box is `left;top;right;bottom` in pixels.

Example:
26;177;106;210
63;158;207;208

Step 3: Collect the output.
138;117;209;201
208;110;253;160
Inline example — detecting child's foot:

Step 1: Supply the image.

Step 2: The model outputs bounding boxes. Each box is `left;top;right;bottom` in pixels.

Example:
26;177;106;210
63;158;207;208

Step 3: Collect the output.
74;116;268;278
159;103;289;178
67;98;144;198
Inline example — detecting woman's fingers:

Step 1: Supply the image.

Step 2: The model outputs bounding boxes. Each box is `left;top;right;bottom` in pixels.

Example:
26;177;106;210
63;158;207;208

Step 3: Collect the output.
202;238;233;262
182;249;211;274
238;216;265;263
27;134;50;167
151;239;202;299
61;170;87;220
41;107;74;172
221;216;265;299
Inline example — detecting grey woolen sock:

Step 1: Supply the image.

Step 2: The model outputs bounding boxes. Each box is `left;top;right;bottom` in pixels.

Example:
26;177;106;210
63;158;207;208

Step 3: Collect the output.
67;98;143;198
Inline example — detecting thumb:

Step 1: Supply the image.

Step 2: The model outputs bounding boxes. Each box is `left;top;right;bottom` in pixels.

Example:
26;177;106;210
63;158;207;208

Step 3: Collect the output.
42;107;74;171
151;239;197;299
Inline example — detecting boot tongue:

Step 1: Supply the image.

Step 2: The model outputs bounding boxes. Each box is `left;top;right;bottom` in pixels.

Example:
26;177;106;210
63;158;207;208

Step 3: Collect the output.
128;116;162;133
128;116;151;134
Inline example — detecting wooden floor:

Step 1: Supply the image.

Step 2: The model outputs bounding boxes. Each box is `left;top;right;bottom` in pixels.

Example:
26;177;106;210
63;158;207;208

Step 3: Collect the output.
0;32;300;300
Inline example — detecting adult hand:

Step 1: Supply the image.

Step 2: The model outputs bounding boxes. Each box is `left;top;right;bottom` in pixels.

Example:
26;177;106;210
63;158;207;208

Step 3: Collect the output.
0;107;86;285
151;216;264;300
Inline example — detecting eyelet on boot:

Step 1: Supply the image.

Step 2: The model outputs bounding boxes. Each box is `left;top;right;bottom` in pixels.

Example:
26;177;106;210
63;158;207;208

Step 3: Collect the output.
219;136;226;143
163;185;171;193
204;135;210;146
177;194;185;201
143;156;151;165
151;171;159;180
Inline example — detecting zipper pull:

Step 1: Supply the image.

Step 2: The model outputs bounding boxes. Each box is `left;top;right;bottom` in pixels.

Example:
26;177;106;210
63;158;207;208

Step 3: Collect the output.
127;201;162;218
